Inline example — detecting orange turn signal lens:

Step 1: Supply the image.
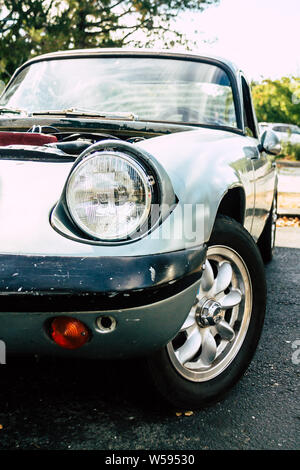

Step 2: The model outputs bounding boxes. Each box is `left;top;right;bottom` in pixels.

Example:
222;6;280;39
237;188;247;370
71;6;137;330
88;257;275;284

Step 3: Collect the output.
50;316;90;350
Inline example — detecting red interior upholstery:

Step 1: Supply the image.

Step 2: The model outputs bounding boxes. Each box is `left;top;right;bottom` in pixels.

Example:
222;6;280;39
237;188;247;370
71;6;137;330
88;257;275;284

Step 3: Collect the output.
0;132;57;146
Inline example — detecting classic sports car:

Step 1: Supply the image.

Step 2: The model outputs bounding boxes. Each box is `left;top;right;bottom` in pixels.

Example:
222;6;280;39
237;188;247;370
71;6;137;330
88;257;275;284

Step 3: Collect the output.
0;49;280;408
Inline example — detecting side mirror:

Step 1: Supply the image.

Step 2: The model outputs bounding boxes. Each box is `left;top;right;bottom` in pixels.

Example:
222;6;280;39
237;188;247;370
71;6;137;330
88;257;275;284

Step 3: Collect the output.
258;130;281;155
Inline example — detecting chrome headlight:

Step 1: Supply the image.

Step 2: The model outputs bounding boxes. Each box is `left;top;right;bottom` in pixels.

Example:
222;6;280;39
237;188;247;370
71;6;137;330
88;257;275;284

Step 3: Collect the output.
66;151;152;241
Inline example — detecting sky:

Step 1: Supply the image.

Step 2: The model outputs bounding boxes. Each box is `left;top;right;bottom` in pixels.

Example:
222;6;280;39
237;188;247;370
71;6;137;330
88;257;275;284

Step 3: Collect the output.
0;0;298;82
174;0;300;81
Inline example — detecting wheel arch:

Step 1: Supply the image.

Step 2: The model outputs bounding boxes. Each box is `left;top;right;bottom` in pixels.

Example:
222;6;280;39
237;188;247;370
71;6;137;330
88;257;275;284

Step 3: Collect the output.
216;186;246;226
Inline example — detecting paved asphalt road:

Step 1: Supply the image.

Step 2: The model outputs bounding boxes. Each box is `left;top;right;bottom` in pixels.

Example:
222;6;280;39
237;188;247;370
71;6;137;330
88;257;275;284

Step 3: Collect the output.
0;230;299;451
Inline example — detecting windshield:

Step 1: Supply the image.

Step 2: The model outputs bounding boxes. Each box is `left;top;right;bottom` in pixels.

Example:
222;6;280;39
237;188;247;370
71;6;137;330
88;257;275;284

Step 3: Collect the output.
273;125;300;135
0;57;237;127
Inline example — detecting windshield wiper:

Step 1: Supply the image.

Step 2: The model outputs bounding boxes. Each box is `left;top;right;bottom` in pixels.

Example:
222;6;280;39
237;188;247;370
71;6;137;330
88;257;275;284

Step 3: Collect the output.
31;108;138;121
0;106;28;115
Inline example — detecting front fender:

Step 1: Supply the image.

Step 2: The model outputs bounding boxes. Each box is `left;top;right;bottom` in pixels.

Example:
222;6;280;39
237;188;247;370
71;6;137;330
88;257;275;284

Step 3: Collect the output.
137;128;255;245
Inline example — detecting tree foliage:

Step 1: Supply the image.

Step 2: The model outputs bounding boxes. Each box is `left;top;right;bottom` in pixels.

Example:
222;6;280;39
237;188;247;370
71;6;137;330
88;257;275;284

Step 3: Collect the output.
251;77;300;126
0;0;216;82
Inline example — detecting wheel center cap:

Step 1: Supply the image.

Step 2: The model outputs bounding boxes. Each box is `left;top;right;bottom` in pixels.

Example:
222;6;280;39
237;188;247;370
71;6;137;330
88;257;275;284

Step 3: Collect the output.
196;299;223;327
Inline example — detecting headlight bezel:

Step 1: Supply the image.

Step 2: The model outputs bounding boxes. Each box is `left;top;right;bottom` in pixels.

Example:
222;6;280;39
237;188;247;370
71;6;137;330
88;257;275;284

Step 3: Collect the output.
65;150;154;242
51;139;176;246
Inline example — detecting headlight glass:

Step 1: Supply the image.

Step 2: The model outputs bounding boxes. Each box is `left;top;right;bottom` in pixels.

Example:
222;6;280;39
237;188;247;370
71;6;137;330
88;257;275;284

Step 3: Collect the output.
66;152;152;240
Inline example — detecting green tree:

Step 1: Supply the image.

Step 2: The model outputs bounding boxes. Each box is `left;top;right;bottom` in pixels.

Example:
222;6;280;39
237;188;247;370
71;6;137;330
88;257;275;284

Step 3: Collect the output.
0;0;217;83
251;77;300;125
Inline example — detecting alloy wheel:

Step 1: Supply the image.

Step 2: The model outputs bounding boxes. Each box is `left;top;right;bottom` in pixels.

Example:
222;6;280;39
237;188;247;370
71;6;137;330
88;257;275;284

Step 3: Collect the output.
167;245;253;382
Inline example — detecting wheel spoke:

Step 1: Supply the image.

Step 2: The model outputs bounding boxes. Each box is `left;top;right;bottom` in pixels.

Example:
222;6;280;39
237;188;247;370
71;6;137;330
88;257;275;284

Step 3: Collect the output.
201;260;214;292
213;261;233;295
175;326;202;365
199;328;217;365
216;320;235;341
219;288;242;309
180;311;196;330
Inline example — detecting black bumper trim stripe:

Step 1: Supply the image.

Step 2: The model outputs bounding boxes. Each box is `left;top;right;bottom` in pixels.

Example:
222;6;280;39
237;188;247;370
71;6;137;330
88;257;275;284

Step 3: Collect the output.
0;246;206;311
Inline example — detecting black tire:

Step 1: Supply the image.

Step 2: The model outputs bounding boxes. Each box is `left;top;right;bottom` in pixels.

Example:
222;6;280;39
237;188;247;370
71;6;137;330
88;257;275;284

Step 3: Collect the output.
146;215;267;409
257;192;277;263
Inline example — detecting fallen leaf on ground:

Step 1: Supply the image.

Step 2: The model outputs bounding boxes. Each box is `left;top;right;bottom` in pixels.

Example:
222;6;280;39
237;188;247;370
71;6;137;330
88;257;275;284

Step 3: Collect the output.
276;217;300;227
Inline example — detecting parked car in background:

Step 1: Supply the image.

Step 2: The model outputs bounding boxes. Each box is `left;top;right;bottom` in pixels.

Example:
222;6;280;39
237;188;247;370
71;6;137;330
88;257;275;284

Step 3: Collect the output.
0;49;280;408
259;122;300;145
